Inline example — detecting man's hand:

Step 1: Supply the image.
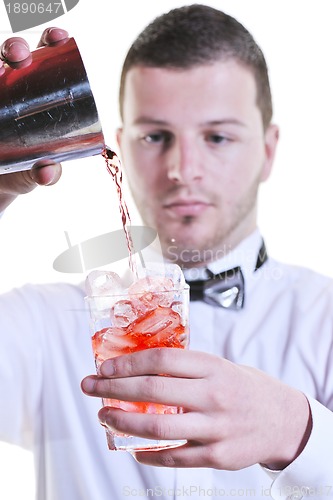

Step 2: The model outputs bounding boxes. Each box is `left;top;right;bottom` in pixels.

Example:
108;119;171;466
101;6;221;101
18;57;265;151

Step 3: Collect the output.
81;348;312;470
0;28;68;211
0;27;68;71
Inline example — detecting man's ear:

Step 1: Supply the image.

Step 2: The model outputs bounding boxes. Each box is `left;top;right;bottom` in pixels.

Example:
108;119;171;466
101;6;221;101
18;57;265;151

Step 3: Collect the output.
116;127;123;150
261;124;280;182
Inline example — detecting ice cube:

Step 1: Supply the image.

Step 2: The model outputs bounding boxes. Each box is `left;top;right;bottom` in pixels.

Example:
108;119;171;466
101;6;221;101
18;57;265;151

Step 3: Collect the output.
85;270;123;296
128;275;173;295
128;276;174;310
111;299;138;328
136;262;186;289
163;263;186;288
171;301;186;320
92;326;137;362
148;291;174;308
131;307;181;337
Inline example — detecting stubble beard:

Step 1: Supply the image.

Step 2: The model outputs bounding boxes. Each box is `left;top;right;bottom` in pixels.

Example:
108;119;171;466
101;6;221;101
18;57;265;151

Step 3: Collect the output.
160;185;260;268
134;176;261;268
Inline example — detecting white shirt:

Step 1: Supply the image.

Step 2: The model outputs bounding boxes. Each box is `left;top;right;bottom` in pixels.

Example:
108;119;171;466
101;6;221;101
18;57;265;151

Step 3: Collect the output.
0;230;332;500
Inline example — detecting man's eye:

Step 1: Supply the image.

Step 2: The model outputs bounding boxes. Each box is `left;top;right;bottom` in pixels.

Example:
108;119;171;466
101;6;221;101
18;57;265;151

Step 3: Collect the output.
207;134;227;144
143;132;172;144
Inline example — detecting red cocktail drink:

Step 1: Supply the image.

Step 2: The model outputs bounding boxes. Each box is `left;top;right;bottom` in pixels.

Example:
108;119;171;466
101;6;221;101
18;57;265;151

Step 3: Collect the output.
86;269;190;450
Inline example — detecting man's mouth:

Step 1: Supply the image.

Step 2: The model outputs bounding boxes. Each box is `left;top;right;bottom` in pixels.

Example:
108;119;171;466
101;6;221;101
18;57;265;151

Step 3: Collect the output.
163;198;212;217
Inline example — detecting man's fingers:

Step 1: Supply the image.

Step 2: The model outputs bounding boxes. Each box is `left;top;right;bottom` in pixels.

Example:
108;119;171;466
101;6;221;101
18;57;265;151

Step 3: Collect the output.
0;162;62;196
97;407;221;469
37;27;69;47
132;442;216;469
31;162;62;186
98;407;209;443
0;37;30;63
82;372;205;410
99;348;218;379
0;28;69;70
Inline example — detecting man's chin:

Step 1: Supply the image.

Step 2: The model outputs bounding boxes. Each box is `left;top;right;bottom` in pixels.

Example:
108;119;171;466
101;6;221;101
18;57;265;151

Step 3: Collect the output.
161;239;207;267
154;218;216;262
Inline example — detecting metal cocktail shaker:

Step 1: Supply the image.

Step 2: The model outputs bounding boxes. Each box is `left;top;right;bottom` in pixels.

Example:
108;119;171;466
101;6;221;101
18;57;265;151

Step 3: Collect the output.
0;37;105;174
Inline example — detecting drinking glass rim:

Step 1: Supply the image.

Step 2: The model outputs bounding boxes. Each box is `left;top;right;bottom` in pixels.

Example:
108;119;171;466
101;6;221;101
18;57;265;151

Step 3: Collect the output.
84;284;189;301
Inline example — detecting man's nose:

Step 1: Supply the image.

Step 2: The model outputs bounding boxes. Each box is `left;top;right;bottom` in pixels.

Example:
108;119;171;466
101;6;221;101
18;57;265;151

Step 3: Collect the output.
166;137;203;184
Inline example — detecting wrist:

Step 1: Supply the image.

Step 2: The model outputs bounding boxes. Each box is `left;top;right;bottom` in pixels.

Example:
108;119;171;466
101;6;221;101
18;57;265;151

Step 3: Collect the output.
0;193;17;212
262;392;312;470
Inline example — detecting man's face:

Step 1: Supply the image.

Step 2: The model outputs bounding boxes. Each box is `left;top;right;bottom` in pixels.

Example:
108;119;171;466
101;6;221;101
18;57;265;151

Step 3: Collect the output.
117;60;278;267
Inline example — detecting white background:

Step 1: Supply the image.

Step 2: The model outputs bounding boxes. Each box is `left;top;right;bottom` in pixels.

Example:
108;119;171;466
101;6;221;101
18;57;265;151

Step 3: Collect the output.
1;0;333;498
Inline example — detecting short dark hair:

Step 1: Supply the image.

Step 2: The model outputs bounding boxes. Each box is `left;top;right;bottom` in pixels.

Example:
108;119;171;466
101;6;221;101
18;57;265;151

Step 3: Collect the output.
119;4;273;129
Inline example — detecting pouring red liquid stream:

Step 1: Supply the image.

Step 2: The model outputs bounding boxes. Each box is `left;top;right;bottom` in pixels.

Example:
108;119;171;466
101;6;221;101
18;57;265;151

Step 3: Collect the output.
102;146;136;275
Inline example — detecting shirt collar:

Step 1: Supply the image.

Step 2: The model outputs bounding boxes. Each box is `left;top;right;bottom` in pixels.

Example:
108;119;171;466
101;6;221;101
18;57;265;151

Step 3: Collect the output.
183;229;264;283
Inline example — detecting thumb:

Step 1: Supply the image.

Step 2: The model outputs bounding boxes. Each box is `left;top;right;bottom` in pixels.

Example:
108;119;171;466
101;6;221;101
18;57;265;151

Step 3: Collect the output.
30;161;62;187
0;162;62;196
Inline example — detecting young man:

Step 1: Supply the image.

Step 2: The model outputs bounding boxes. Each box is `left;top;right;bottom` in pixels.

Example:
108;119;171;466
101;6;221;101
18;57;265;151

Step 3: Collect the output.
0;5;332;500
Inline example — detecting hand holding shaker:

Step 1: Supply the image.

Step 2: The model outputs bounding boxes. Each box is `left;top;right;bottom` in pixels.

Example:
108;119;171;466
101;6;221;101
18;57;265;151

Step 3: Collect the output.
85;263;190;451
0;37;104;174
